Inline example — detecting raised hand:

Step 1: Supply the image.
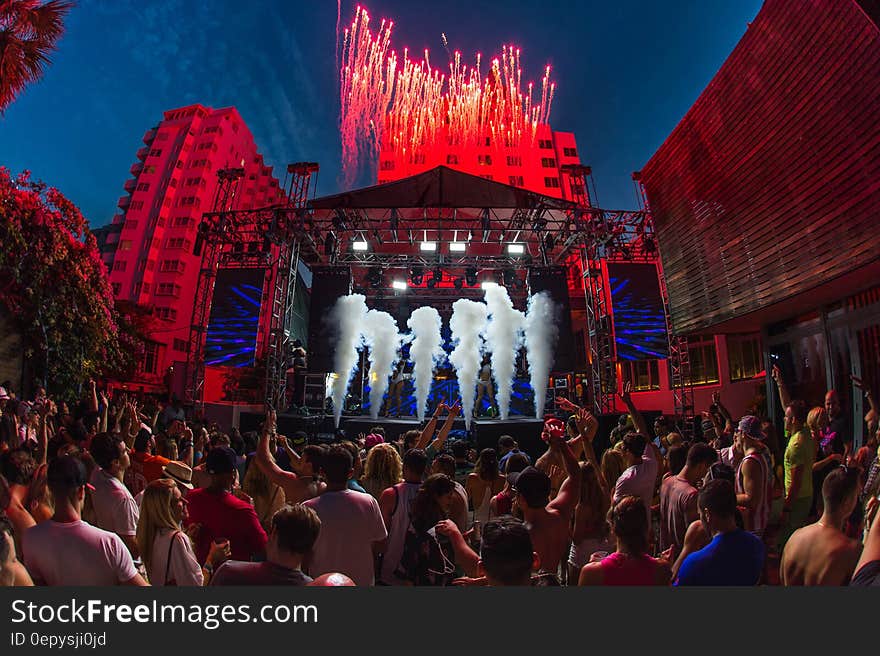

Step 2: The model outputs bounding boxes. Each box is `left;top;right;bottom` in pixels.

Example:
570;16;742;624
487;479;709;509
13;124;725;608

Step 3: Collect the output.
556;397;580;413
711;391;721;405
576;408;598;441
771;364;783;384
851;375;865;391
619;381;633;403
447;400;461;418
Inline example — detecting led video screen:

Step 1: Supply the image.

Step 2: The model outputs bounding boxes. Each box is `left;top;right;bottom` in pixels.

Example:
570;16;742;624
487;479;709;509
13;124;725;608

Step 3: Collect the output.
205;268;264;367
607;262;669;361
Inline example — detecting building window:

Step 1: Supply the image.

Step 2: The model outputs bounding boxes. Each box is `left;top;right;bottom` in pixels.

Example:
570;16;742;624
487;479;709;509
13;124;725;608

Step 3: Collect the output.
179;196;200;208
173;216;193;228
155;307;177;321
727;334;763;382
136;258;147;272
684;335;720;386
621;360;661;391
508;175;524;186
144;165;157;174
173;338;188;352
477;154;492;166
112;260;127;272
563;147;578;157
544;177;560;188
446;155;458;165
166;238;191;250
141;342;159;375
412;153;426;164
156;283;181;297
538;139;553;149
149;148;162;157
541;157;557;168
481;175;494;181
506;156;522;166
123;219;138;230
160;259;186;273
129;201;144;211
380;160;395;171
136;182;150;192
119;240;132;251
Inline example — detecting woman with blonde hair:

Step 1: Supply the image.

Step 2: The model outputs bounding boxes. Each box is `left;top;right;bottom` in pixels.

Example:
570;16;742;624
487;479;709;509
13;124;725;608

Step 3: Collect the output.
600;447;626;493
568;461;613;583
362;443;403;500
808;405;842;516
25;463;53;523
136;479;228;586
242;459;286;532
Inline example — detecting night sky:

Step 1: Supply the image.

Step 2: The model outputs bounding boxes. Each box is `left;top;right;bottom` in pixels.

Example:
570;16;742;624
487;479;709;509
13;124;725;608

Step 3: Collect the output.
0;0;762;227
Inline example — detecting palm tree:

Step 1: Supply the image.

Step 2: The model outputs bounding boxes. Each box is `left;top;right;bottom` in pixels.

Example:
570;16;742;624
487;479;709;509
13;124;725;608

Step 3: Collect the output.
0;0;73;113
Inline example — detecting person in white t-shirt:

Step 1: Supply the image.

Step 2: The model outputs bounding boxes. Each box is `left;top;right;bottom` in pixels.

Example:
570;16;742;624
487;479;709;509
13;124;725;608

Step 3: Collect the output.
89;432;140;558
613;432;659;516
303;445;387;585
22;456;147;586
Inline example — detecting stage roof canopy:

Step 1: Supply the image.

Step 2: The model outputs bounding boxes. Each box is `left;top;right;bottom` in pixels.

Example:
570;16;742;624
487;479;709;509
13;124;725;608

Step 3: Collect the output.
310;166;577;211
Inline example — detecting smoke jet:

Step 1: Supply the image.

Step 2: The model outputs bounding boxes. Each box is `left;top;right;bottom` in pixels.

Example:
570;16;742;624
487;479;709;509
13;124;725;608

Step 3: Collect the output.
362;309;403;420
484;286;525;420
406;306;445;421
524;292;559;418
449;299;489;428
329;294;368;427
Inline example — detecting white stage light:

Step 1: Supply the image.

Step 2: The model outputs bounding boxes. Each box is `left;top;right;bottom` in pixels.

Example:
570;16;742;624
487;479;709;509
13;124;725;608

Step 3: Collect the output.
449;242;466;252
352;240;369;252
392;280;408;290
420;241;437;252
507;243;525;255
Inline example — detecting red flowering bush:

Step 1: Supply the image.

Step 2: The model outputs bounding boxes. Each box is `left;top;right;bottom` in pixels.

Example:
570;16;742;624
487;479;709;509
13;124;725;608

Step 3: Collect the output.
0;167;138;398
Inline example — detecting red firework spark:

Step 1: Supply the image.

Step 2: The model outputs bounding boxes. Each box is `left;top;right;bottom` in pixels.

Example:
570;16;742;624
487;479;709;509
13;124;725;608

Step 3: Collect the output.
339;5;555;186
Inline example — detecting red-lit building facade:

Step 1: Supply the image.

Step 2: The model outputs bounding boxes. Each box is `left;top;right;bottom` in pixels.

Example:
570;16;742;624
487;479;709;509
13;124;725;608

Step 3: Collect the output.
99;104;285;393
376;124;583;201
640;0;880;446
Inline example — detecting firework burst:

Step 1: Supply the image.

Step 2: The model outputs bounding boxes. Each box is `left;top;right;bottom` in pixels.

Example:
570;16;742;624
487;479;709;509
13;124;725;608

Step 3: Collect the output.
339;5;555;186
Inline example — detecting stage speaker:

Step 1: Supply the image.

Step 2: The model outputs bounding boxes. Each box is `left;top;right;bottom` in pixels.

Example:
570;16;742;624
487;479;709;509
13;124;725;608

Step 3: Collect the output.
527;266;576;372
307;266;352;372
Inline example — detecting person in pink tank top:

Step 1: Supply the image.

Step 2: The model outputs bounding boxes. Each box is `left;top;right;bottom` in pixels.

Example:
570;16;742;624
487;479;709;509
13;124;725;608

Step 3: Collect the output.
577;495;671;586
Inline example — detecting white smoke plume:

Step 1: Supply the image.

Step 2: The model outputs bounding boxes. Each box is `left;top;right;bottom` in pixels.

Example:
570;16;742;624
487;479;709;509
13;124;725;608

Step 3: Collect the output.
524;292;559;418
329;294;368;427
484;285;525;420
362;309;403;420
406;306;445;421
449;299;489;428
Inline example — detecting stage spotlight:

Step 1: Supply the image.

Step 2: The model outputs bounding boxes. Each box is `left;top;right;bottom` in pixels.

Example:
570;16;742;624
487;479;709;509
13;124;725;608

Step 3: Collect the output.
392;280;408;290
449;242;466;252
420;241;437;252
453;277;464;290
352;239;369;252
507;243;525;255
410;266;424;286
465;267;478;287
481;281;499;290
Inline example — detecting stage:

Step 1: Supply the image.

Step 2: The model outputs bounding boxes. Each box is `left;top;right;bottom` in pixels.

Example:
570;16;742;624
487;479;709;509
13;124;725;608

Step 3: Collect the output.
238;411;550;460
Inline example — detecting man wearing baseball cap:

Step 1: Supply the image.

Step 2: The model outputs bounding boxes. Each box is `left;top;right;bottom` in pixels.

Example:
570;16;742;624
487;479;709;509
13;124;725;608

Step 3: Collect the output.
734;416;772;540
185;447;267;564
22;456;147;586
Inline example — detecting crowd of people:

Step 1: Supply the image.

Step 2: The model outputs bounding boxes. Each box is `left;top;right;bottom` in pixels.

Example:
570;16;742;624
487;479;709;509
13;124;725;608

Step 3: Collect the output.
1;368;879;587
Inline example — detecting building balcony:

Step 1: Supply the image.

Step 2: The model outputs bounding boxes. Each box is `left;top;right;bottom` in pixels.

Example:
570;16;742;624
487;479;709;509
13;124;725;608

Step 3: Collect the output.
136;147;149;161
112;213;125;225
117;195;131;209
123;179;137;193
130;162;143;176
142;128;157;144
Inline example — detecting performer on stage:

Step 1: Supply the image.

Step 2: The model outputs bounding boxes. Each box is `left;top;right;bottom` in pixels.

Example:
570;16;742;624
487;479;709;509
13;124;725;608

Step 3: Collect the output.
384;361;408;417
474;354;496;418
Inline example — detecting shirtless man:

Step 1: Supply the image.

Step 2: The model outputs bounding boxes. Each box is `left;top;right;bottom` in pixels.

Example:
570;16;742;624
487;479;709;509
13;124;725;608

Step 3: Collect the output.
780;465;862;586
509;428;580;579
255;409;326;504
0;449;37;554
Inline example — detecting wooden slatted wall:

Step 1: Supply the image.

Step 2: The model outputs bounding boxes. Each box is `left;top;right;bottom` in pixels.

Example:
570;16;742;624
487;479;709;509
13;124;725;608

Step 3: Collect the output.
641;0;880;334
